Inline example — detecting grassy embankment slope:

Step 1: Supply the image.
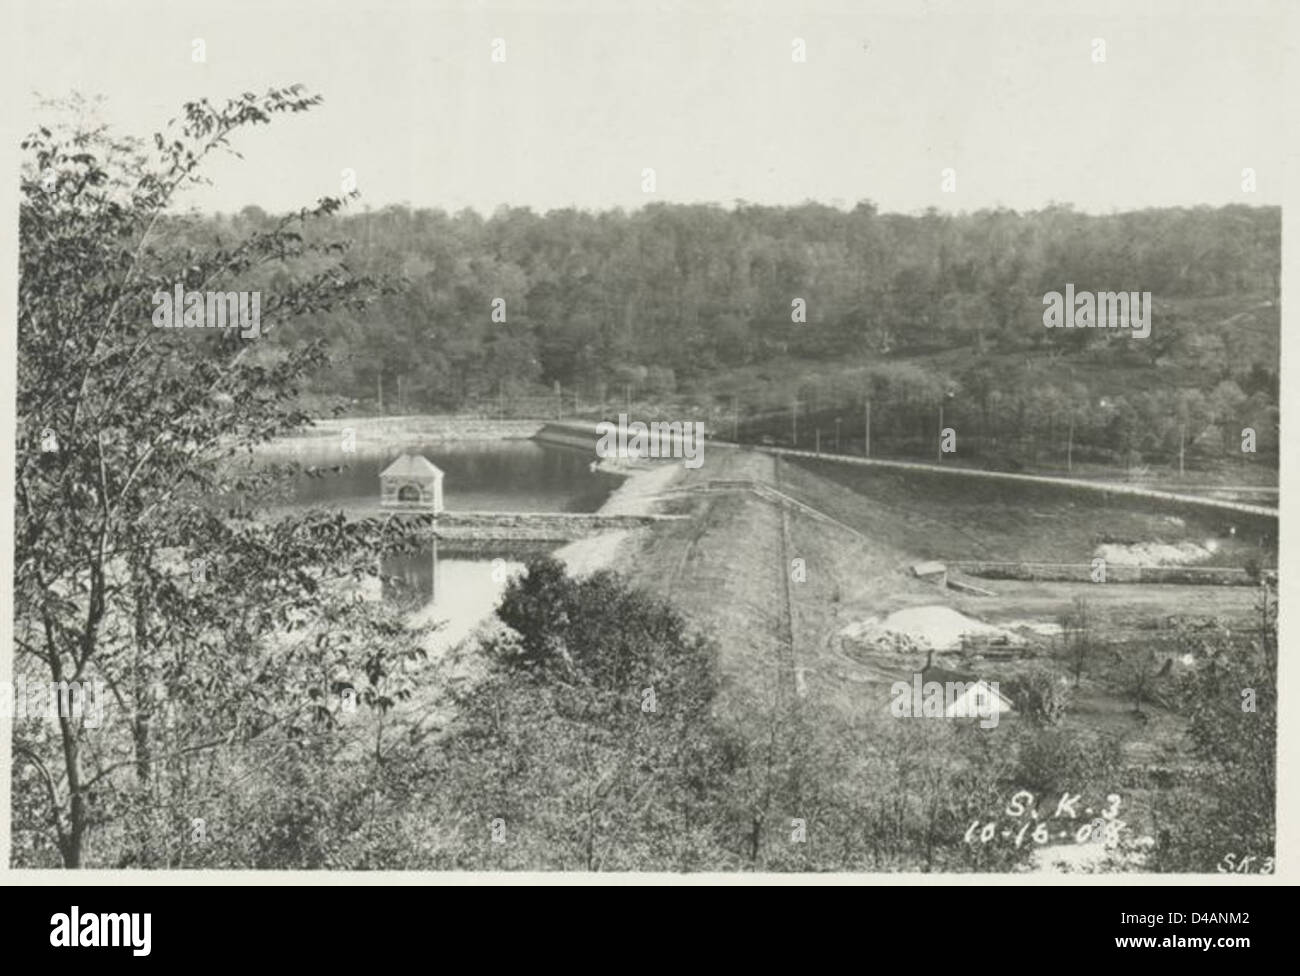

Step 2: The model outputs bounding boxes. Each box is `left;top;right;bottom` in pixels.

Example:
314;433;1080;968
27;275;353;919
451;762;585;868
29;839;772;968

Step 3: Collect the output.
606;444;1270;772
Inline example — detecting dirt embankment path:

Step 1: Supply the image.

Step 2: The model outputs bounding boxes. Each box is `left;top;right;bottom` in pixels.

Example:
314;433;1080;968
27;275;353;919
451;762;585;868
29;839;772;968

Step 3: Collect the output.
596;444;1267;734
551;457;686;576
591;445;926;718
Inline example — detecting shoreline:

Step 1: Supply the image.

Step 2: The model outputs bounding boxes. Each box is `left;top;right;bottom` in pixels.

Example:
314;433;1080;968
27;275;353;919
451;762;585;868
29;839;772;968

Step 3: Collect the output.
264;414;686;654
256;415;548;454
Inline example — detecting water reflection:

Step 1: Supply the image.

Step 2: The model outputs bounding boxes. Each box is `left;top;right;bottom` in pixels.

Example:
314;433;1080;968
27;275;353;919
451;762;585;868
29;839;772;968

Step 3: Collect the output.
381;539;442;609
273;438;618;513
249;438;613;649
374;537;552;645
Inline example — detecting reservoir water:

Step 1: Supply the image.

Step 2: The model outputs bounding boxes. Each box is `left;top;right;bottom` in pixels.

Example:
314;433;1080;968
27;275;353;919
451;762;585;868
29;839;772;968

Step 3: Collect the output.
276;437;616;513
254;437;618;647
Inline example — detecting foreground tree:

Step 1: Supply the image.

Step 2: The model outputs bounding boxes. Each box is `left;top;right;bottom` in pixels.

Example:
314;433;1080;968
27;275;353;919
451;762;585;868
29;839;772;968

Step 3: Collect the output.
435;558;732;870
1147;586;1276;871
14;89;427;867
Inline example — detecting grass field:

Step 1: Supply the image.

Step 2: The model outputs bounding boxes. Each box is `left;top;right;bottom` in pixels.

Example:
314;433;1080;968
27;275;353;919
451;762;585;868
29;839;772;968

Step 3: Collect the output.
784;457;1276;567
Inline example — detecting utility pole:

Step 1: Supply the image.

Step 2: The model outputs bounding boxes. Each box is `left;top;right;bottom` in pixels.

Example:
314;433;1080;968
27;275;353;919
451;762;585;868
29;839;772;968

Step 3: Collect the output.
864;400;871;457
1067;417;1074;474
377;372;383;414
791;399;798;447
816;428;821;455
938;403;944;462
834;417;842;452
1179;424;1185;478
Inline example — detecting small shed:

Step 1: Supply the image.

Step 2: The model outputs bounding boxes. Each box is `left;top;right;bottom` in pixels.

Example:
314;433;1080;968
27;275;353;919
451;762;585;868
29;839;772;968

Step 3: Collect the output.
912;560;948;588
380;453;444;512
921;665;1015;719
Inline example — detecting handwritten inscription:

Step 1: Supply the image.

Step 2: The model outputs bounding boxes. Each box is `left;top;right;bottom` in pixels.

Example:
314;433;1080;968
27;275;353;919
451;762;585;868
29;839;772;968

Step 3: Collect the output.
965;790;1126;848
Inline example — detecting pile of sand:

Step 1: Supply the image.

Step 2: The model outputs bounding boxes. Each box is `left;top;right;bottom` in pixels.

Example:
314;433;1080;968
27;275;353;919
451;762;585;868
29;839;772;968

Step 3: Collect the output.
598;461;682;515
554;529;634;577
840;605;1020;651
1094;540;1213;566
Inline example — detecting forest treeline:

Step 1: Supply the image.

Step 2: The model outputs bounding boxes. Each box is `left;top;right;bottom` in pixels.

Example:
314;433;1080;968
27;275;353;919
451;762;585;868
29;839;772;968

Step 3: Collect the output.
200;201;1278;386
199;201;1280;470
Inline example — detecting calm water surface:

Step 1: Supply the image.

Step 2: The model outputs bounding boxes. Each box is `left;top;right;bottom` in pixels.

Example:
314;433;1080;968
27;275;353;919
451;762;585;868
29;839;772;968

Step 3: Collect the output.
254;438;617;645
272;438;617;513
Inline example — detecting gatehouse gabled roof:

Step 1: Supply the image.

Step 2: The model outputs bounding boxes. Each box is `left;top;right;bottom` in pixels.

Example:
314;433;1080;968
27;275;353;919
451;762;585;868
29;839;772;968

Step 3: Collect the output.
379;453;443;480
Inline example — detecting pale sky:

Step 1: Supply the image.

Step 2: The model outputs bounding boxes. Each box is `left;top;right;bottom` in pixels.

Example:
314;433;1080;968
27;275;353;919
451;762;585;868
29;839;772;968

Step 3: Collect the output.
12;0;1290;215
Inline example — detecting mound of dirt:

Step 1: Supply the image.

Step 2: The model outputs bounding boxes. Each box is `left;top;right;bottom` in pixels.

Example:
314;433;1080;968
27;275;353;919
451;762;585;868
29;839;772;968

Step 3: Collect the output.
839;605;1021;652
1094;540;1214;566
